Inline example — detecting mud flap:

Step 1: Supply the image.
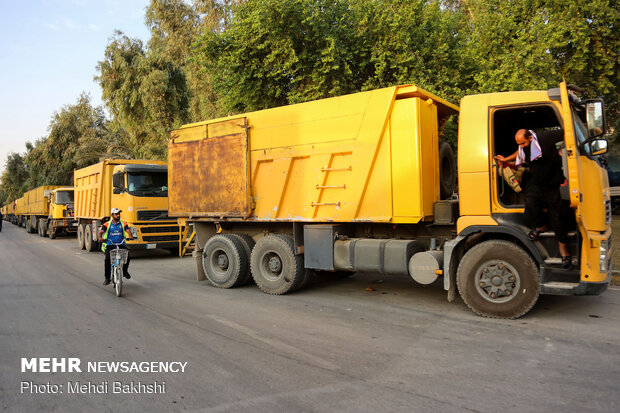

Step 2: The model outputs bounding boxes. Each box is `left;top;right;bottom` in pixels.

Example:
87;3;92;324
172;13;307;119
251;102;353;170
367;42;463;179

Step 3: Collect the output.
443;236;465;302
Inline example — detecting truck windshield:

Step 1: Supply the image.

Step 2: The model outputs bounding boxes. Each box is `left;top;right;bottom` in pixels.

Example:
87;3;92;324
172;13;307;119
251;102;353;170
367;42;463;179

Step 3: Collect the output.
127;172;168;197
55;191;74;204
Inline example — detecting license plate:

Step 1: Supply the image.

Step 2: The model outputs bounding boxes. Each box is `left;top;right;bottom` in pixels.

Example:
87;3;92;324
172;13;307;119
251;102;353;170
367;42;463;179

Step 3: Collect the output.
146;244;156;249
72;223;78;226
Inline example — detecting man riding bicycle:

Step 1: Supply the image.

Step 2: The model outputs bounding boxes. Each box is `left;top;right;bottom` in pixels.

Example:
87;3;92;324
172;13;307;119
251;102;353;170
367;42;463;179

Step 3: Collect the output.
98;208;134;285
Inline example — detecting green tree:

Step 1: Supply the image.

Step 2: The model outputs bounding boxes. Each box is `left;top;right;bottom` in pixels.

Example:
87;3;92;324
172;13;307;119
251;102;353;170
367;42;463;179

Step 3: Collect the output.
192;0;471;115
23;93;109;188
0;153;28;201
459;0;618;138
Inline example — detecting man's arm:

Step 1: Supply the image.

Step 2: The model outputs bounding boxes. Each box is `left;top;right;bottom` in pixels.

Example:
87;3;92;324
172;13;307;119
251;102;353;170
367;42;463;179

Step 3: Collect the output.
98;223;107;243
124;224;134;240
494;149;519;163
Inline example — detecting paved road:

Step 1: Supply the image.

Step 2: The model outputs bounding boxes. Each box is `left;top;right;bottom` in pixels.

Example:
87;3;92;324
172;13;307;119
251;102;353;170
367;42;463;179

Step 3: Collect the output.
1;222;619;412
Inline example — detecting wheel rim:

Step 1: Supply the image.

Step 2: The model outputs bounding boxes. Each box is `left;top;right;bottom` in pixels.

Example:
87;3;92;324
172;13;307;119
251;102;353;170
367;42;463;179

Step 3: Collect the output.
209;248;230;279
474;260;521;303
260;251;283;282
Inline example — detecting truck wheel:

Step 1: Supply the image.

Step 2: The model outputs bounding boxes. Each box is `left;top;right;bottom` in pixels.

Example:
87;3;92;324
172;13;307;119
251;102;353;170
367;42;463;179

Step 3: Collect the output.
84;224;95;252
48;225;56;240
77;224;85;250
439;139;457;199
457;240;539;319
202;234;248;288
38;219;45;237
227;233;256;286
250;234;304;295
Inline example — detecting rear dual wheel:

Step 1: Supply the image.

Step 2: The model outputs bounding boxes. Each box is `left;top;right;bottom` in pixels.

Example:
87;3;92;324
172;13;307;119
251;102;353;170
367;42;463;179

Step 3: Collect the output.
250;234;305;295
84;224;98;252
202;234;249;289
77;224;85;250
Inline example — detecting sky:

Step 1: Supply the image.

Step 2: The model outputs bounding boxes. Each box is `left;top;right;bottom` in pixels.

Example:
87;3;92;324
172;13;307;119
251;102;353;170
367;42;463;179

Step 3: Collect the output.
0;0;151;175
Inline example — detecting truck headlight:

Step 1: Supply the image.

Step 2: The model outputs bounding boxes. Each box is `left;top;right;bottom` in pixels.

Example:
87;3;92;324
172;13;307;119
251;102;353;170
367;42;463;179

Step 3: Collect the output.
131;227;138;238
600;239;609;273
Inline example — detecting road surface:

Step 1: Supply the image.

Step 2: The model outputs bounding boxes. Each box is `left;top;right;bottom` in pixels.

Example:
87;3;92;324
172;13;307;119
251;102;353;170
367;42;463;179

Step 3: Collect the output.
1;222;619;412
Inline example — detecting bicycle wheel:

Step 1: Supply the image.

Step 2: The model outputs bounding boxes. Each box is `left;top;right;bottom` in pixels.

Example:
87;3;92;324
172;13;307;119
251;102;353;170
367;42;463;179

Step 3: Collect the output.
114;266;123;297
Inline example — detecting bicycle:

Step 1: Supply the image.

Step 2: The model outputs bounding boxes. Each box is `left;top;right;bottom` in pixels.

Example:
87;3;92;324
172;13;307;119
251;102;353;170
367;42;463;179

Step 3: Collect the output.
109;242;129;297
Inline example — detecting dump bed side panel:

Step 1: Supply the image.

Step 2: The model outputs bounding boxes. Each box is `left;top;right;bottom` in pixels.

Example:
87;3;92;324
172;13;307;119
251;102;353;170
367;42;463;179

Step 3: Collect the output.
74;162;107;220
22;186;60;215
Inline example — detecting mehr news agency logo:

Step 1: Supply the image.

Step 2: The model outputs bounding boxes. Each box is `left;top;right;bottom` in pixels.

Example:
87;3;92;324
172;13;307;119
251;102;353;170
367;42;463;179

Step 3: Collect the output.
20;357;188;395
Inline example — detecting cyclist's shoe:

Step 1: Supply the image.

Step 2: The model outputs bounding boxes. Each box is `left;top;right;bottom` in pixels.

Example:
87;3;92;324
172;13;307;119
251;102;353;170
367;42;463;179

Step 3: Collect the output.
124;273;131;279
103;279;111;286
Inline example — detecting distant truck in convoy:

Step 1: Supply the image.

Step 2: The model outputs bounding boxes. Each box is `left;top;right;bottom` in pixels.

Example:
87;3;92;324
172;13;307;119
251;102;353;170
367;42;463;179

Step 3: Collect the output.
37;187;77;238
168;82;611;319
12;185;76;238
73;159;181;254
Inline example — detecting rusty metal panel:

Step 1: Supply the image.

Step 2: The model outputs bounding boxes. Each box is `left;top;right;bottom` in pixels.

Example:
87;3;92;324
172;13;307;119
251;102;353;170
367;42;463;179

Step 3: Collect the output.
169;118;250;218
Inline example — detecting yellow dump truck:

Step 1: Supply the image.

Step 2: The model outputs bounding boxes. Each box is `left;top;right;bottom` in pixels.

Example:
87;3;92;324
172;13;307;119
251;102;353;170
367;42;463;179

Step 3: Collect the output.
168;82;611;318
32;187;78;239
74;159;181;253
14;186;63;234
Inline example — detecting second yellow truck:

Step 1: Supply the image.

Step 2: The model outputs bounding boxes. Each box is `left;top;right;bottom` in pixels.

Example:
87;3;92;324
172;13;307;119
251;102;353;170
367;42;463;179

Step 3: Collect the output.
74;159;182;254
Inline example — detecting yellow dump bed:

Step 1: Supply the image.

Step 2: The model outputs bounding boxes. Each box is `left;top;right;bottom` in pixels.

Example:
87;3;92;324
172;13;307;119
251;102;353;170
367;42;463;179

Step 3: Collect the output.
17;186;61;215
169;85;458;224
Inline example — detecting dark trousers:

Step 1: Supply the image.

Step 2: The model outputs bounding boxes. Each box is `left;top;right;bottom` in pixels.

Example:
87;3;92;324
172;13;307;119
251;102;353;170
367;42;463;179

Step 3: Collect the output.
104;244;130;279
524;184;568;244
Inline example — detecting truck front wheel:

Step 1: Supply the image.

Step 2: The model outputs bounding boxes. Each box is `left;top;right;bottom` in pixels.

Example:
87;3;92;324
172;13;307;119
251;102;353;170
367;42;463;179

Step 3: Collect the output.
456;240;539;319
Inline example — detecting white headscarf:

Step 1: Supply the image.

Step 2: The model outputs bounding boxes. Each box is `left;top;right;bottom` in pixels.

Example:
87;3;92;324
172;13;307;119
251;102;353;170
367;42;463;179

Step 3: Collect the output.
516;130;542;166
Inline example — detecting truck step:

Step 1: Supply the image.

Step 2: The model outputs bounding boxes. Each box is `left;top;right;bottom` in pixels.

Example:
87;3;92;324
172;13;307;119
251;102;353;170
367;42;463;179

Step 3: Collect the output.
544;256;577;266
541;281;580;295
537;231;577;238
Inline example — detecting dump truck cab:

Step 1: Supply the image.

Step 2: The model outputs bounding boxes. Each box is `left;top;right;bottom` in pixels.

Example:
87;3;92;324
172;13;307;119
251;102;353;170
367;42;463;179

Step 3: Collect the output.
42;187;78;238
453;82;611;309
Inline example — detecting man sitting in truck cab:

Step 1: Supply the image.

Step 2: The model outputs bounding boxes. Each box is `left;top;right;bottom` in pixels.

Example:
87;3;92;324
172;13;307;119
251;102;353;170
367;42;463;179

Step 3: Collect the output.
98;208;134;285
495;128;571;270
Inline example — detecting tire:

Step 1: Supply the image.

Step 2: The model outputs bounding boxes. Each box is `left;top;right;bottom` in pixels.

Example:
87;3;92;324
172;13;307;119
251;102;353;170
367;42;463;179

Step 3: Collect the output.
77;224;85;250
38;219;44;237
439;139;457;199
114;267;123;297
250;234;305;295
457;240;540;319
48;226;56;239
227;233;256;286
84;224;95;252
202;234;248;288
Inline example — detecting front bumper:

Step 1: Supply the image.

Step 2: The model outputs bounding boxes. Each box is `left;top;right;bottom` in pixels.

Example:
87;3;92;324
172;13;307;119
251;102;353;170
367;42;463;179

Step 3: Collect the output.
126;241;179;250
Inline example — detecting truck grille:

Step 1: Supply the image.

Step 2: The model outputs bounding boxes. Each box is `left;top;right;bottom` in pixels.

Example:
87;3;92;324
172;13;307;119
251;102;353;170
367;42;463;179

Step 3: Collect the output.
140;226;179;234
137;210;169;221
605;199;612;226
142;235;179;242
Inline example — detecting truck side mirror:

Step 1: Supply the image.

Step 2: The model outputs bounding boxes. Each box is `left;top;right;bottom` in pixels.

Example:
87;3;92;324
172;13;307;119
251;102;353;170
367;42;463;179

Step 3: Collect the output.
113;187;122;194
583;139;608;156
586;100;606;138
